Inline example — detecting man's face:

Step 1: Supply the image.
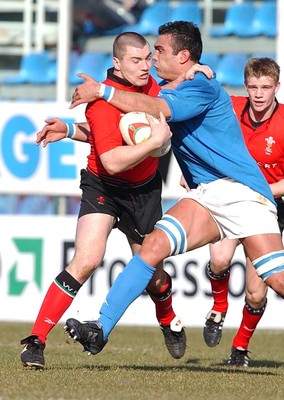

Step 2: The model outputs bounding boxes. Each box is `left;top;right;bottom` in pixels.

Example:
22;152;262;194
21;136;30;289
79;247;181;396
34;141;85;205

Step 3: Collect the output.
245;75;280;114
114;44;152;87
153;34;181;81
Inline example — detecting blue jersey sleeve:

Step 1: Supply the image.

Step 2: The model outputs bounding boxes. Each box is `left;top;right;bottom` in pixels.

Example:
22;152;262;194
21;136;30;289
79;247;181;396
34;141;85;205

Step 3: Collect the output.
159;74;221;122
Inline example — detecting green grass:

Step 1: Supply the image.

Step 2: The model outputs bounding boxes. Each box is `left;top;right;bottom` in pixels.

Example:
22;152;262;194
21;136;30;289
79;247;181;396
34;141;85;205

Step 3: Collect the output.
0;322;283;400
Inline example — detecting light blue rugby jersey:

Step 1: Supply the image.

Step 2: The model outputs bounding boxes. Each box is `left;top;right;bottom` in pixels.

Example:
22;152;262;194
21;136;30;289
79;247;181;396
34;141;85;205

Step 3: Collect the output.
158;73;275;204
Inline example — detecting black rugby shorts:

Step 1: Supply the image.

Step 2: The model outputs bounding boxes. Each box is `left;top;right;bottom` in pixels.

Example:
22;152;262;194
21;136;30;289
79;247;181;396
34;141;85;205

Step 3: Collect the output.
78;169;163;244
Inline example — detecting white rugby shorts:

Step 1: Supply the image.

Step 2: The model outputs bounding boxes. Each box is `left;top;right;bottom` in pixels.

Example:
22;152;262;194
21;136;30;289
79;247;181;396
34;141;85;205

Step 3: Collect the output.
183;177;279;240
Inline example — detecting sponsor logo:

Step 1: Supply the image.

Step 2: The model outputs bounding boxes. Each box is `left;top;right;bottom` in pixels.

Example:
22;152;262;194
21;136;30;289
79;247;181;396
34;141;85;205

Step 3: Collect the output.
8;238;43;295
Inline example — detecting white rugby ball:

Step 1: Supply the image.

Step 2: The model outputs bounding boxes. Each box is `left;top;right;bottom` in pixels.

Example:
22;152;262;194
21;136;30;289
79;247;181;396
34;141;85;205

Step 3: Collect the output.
119;111;171;158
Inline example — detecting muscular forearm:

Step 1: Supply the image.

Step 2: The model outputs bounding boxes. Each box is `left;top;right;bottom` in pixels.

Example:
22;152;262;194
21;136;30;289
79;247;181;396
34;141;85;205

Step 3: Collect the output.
72;122;90;142
70;76;171;118
108;89;170;119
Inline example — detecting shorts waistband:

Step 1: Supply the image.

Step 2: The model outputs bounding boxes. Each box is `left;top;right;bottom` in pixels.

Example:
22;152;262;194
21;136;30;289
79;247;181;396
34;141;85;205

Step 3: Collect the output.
86;168;156;188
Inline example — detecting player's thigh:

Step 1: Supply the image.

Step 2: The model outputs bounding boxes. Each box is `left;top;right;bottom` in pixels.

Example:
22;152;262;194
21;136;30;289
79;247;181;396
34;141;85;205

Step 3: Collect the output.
242;233;283;261
139;198;219;265
74;213;115;263
168;198;220;249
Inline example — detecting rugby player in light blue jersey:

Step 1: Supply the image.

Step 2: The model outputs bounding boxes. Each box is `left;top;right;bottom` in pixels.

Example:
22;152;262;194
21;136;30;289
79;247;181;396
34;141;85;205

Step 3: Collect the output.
65;21;284;356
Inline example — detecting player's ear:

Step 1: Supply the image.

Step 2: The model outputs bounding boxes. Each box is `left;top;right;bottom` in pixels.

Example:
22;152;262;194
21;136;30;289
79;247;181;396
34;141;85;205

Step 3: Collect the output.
113;57;120;71
179;50;190;65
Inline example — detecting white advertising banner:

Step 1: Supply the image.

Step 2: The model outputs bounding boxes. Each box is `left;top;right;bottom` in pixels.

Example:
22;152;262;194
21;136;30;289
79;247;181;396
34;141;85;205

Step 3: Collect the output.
0;215;282;329
0;101;184;198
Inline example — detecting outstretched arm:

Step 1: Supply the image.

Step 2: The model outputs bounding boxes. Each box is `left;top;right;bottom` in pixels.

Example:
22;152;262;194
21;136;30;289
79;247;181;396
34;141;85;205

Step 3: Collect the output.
70;73;170;118
70;63;213;109
36;118;90;147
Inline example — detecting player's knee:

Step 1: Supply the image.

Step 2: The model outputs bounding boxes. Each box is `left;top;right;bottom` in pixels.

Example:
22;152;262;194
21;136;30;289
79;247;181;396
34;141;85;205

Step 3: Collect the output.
245;291;267;309
68;254;101;281
210;258;231;275
143;228;170;256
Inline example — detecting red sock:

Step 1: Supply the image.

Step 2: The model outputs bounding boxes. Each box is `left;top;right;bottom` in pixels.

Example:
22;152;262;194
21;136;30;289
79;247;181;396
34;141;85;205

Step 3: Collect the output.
208;273;230;313
149;273;175;326
232;304;264;349
31;270;81;343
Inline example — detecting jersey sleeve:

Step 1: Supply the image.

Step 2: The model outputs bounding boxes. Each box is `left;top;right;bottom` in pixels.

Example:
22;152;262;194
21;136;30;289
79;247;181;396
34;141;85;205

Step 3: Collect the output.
159;75;220;122
86;100;123;156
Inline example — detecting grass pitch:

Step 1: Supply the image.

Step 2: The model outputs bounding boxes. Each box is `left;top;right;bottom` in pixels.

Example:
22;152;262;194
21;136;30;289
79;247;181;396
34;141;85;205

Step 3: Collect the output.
0;322;283;400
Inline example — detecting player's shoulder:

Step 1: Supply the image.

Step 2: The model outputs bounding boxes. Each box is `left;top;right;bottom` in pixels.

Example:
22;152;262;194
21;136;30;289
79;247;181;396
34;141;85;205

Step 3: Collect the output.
276;102;284;116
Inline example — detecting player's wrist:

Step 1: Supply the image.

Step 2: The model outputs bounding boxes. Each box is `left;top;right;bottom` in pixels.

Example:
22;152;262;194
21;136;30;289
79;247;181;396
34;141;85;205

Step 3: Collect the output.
65;122;76;139
99;83;115;102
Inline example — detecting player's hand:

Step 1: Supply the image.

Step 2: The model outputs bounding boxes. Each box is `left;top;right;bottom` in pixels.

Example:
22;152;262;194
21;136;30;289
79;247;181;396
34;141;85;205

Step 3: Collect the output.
184;63;214;80
146;111;172;148
36;118;67;147
70;73;101;109
180;175;190;192
163;63;214;90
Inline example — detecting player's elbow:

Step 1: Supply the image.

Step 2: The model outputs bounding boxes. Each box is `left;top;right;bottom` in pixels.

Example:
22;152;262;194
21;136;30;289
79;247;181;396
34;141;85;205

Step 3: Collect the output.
103;162;124;175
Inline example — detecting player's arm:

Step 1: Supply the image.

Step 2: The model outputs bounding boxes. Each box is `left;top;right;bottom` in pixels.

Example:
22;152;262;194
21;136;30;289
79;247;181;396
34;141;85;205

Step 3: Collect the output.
36;118;90;147
269;179;284;198
70;74;170;118
180;175;190;192
70;63;213;111
100;112;172;174
163;63;214;90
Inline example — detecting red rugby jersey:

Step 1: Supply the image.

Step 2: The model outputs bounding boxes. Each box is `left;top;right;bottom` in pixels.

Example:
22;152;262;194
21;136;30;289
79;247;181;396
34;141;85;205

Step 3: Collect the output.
231;96;284;184
85;70;161;185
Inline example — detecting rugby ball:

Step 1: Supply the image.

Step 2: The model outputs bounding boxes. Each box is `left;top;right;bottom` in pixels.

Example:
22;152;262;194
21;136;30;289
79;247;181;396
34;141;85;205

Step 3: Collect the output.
119;111;171;158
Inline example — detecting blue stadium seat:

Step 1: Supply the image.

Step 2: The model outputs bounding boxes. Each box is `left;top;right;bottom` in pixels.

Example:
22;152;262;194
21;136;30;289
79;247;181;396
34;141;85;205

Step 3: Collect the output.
209;3;255;37
121;1;171;35
253;1;276;37
2;52;52;84
170;2;202;26
216;54;249;87
47;51;80;84
234;1;276;37
104;53;114;72
200;52;220;71
69;51;108;85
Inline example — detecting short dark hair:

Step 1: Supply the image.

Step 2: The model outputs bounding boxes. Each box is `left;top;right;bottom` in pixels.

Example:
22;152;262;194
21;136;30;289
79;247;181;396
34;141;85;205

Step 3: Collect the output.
158;21;202;62
113;32;149;59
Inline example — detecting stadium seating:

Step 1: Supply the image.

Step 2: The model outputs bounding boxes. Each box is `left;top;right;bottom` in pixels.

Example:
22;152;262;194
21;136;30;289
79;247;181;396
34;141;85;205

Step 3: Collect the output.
69;51;108;85
121;1;171;35
200;52;220;71
252;1;276;37
216;54;249;87
234;1;276;38
2;52;53;84
170;2;202;26
209;3;255;37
